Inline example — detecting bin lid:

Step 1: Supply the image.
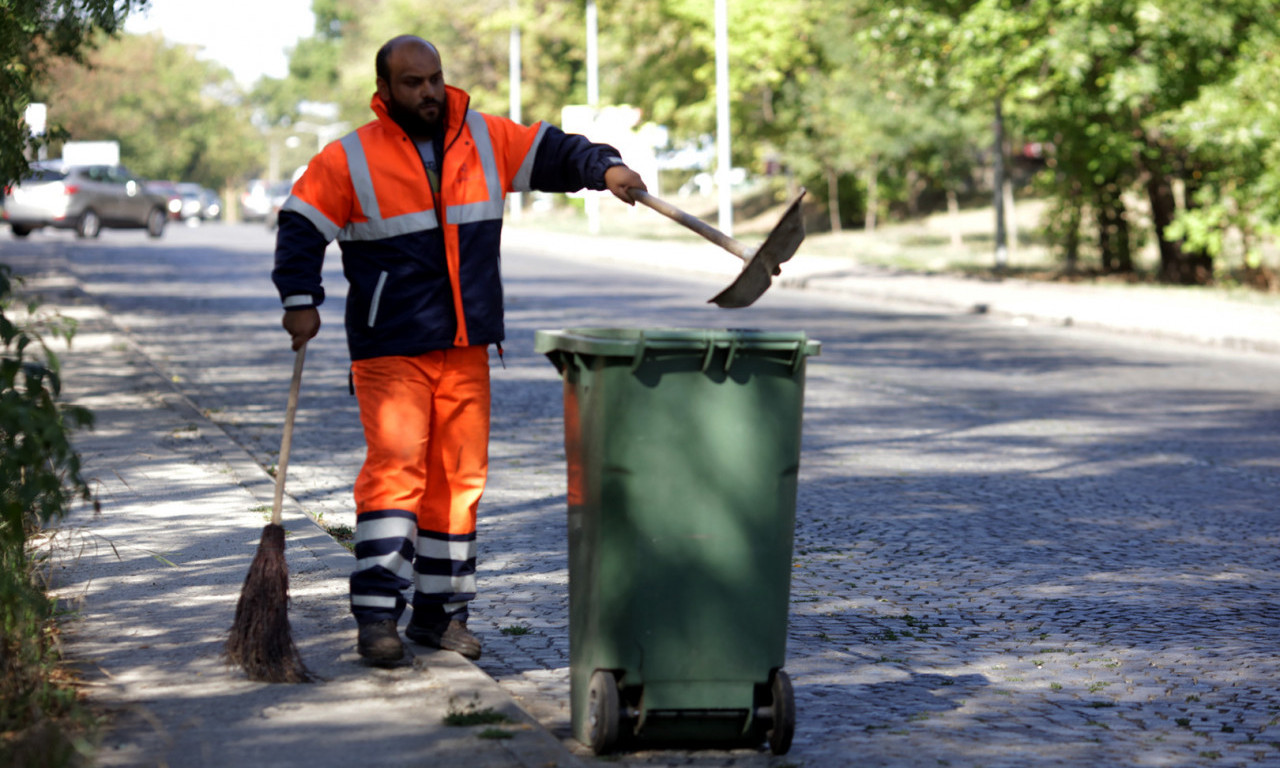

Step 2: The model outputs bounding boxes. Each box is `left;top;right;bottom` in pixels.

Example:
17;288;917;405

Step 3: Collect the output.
533;328;821;358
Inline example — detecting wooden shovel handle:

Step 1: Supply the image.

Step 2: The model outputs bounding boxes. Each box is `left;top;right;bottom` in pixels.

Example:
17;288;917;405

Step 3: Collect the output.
630;189;752;262
272;344;306;526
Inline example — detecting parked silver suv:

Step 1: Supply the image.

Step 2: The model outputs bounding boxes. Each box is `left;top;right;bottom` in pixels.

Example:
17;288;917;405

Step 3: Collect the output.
2;162;169;239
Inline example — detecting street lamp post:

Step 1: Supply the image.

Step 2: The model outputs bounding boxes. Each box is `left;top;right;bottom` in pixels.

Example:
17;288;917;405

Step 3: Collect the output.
715;0;732;237
585;0;601;234
510;0;523;222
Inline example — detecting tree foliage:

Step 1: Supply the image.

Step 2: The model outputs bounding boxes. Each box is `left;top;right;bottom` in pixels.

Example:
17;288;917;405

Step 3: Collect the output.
13;0;1260;282
860;0;1280;280
37;32;264;187
0;0;148;187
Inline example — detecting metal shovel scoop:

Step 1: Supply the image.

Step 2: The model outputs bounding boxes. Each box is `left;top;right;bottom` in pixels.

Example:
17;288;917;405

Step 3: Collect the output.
630;188;807;308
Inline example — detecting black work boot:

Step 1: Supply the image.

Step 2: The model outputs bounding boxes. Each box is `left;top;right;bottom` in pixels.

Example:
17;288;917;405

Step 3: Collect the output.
357;619;405;666
406;618;482;660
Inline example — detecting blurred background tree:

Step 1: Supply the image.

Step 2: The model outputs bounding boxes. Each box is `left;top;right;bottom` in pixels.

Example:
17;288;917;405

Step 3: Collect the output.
0;0;149;186
10;0;1279;283
37;32;263;189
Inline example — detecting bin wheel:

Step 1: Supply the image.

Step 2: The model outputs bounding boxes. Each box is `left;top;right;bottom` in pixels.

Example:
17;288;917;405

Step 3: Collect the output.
767;669;795;755
587;669;621;754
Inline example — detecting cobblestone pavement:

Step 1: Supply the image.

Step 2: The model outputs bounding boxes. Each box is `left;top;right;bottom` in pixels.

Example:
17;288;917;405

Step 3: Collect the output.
8;224;1280;767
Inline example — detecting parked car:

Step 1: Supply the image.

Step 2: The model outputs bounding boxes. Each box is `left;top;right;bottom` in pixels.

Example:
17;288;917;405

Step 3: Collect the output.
145;181;222;222
198;187;223;220
243;178;294;224
264;183;295;230
173;183;208;222
4;162;168;238
143;179;183;219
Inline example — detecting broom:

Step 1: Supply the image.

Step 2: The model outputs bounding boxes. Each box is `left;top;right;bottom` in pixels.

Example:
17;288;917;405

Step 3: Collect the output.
225;343;313;682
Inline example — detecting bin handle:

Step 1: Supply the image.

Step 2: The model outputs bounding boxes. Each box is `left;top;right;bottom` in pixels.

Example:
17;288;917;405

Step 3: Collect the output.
630;336;647;373
625;335;810;374
546;349;568;375
723;338;740;373
630;332;718;373
789;342;804;374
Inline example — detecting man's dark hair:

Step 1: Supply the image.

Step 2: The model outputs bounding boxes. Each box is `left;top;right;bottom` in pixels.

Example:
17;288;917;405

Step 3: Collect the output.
376;35;440;82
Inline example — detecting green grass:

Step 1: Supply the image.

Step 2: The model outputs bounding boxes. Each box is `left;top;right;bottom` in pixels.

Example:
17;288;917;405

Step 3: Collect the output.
477;728;515;740
443;705;512;727
322;522;355;552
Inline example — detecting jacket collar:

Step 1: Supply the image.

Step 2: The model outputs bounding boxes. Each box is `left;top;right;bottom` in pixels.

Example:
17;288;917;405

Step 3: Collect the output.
369;84;471;146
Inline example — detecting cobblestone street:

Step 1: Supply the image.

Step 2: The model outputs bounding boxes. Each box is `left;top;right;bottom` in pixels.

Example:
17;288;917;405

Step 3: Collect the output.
12;224;1280;767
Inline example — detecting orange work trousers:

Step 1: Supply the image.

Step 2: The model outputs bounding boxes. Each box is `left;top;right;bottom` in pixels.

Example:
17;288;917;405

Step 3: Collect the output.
348;346;490;624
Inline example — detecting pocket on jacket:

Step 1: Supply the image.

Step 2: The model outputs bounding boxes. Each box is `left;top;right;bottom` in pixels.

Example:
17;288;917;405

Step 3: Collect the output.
367;270;389;327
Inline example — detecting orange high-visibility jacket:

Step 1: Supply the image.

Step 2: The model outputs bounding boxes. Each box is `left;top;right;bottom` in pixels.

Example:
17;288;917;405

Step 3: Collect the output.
272;85;624;360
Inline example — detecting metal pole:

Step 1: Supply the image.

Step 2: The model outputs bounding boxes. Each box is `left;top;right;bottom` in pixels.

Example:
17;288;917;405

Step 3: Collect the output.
993;97;1007;270
509;0;523;223
585;0;600;234
715;0;733;237
586;0;599;108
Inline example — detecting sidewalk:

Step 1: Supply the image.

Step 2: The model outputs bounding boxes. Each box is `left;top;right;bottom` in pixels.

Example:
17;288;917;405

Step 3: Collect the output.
15;254;586;768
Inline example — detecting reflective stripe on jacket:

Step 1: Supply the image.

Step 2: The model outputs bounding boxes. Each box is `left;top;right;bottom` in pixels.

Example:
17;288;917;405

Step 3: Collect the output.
272;85;623;360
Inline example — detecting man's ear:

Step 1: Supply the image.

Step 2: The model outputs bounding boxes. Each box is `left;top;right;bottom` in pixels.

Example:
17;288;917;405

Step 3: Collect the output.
375;78;390;101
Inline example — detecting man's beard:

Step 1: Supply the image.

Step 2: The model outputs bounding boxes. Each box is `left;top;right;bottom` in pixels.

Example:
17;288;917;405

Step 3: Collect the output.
387;94;444;137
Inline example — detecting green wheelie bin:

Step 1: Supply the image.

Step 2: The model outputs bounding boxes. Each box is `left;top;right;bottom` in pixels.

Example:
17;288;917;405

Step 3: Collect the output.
534;328;820;755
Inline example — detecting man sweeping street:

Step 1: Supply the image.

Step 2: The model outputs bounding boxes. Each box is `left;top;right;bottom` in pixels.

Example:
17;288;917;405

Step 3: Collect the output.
271;34;646;666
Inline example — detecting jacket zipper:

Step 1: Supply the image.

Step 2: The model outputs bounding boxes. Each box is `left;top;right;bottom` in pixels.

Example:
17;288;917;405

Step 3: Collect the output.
432;94;470;227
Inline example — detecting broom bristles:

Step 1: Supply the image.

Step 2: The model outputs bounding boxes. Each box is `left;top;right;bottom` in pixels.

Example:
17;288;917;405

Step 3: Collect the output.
225;523;313;683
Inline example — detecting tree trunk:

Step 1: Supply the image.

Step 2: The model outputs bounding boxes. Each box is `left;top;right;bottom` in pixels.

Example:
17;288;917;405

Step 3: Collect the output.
947;189;963;249
1062;182;1082;274
1094;184;1132;273
906;168;921;218
826;167;842;233
864;160;878;233
1003;177;1017;260
1145;151;1212;284
993;98;1008;270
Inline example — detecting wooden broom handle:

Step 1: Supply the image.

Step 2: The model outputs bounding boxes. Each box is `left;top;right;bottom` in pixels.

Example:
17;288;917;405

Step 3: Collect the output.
272;344;306;526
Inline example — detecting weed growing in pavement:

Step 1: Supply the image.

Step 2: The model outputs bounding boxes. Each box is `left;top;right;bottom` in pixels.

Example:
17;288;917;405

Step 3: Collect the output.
500;625;532;636
325;519;355;547
477;728;514;740
444;696;512;727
